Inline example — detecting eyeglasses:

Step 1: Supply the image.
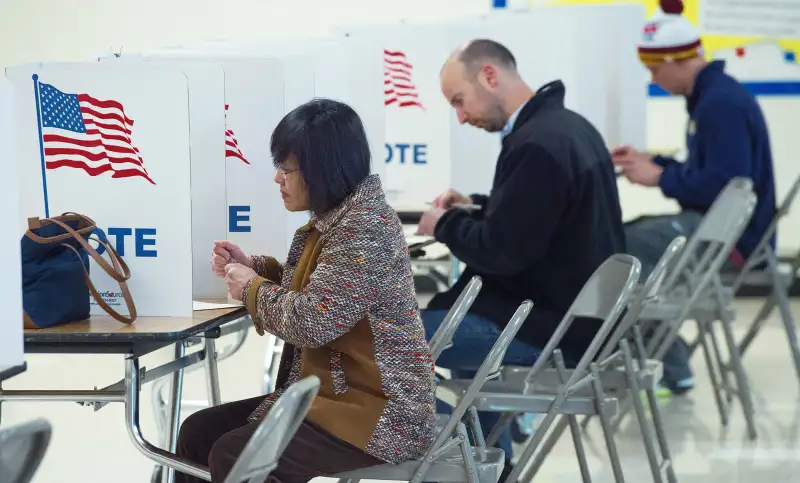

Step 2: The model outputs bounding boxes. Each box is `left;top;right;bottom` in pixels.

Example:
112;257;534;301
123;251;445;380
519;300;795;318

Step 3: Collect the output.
276;167;298;181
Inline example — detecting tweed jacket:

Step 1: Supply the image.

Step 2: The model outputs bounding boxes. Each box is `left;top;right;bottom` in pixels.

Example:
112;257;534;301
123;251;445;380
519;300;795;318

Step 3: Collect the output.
241;174;437;465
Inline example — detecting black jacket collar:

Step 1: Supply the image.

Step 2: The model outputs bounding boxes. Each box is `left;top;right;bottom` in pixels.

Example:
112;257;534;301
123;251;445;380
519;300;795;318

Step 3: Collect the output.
510;80;566;136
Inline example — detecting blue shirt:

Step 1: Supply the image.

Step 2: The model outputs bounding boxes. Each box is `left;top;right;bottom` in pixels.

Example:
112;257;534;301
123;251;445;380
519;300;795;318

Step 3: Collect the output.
501;100;528;138
654;60;777;258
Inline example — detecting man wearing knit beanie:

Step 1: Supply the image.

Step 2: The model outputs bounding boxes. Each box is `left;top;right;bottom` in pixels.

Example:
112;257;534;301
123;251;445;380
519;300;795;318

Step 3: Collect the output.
612;0;777;395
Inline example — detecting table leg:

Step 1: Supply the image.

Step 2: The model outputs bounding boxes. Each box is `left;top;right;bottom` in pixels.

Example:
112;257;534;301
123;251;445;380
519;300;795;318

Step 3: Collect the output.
203;339;222;407
125;354;212;482
163;342;186;483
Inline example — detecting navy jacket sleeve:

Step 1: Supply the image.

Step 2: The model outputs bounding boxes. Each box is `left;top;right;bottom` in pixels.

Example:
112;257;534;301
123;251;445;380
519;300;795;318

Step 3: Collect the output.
433;145;568;276
653;155;678;168
658;100;753;206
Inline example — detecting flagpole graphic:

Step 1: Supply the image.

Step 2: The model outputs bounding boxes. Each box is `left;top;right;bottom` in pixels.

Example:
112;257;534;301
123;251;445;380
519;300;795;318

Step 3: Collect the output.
32;74;50;217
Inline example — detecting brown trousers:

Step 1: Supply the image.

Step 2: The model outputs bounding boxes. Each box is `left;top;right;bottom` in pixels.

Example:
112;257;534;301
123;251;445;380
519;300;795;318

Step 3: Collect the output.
175;395;384;483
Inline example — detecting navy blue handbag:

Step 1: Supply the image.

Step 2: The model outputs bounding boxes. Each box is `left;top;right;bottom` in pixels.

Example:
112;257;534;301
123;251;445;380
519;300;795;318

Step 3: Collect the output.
21;213;137;329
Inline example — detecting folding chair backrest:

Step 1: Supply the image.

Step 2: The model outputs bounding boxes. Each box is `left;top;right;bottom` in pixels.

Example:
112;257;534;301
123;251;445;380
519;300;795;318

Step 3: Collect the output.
424;301;532;458
427;276;482;362
731;172;800;292
0;418;52;483
662;177;757;293
223;376;321;483
597;236;687;360
524;254;641;387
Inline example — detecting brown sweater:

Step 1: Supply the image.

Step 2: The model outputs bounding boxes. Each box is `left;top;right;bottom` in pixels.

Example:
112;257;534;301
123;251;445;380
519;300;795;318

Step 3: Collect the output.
241;174;436;465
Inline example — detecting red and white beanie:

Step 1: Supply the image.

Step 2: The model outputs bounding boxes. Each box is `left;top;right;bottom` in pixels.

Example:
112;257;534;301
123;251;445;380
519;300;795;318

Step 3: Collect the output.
637;0;703;65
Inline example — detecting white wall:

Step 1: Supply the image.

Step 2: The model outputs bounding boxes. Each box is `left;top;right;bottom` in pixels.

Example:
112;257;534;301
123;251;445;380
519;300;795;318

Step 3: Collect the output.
2;0;798;255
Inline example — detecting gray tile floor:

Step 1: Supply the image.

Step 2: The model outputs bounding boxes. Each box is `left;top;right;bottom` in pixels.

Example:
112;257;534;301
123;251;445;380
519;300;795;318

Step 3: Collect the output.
2;298;799;482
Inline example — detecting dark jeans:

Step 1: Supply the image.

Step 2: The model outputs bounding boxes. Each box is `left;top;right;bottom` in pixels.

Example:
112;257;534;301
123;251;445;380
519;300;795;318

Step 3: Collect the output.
421;309;543;462
175;395;382;483
624;211;704;387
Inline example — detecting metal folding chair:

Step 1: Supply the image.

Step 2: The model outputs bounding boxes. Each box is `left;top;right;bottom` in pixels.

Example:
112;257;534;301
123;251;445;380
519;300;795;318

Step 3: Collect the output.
641;177;759;439
222;375;321;483
334;300;534;483
0;418;52;483
520;236;687;483
725;173;800;380
436;254;641;483
428;276;483;362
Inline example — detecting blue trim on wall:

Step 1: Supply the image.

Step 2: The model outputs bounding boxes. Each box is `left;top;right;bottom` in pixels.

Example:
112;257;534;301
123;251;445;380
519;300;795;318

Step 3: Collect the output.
649;81;800;97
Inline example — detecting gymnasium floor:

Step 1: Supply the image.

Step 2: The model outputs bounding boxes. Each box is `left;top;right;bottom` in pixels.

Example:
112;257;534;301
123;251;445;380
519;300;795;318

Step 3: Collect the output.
3;298;798;482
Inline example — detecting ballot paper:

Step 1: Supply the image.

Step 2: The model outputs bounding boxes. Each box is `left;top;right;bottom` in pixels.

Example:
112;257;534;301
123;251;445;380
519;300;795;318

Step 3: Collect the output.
193;300;242;311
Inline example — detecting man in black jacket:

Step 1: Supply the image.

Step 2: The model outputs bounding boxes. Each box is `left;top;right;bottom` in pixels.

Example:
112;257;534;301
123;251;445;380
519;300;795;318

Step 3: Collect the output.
416;39;626;478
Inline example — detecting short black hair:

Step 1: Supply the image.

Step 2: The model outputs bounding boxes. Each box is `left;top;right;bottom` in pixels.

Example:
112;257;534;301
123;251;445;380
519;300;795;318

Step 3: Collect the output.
458;39;517;74
270;99;371;214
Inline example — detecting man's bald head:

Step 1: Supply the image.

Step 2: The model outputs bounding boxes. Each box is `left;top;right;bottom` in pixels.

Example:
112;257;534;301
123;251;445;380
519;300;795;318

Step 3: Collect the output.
440;39;530;133
448;39;518;77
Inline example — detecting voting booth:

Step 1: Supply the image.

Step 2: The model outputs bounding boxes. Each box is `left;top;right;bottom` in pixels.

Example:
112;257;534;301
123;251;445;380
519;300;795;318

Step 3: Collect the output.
339;4;647;207
5;62;195;316
100;52;311;298
191;37;386;186
0;78;24;376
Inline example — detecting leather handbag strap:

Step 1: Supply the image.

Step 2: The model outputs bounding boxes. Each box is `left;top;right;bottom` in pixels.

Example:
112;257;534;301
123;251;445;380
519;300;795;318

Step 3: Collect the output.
24;213;97;245
44;217;131;283
22;310;38;329
60;241;137;324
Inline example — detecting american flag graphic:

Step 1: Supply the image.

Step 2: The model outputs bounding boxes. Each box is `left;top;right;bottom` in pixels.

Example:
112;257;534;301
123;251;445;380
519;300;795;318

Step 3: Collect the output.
36;81;155;184
384;49;424;109
224;104;250;164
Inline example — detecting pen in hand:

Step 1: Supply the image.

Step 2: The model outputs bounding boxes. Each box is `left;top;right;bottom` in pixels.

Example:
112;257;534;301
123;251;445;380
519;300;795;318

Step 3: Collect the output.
425;201;482;210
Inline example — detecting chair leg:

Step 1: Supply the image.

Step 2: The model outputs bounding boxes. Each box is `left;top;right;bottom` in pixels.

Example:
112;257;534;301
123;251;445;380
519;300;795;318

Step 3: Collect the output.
769;269;800;382
554;352;592;483
738;293;776;357
619;340;664;483
590;363;626;483
705;318;734;404
455;423;481;483
633;328;677;483
698;320;730;426
609;393;633;434
504;395;572;483
519;416;570;480
718;310;758;440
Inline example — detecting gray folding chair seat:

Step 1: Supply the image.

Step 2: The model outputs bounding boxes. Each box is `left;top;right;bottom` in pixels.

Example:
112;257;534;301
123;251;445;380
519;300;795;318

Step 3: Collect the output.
639;177;759;440
434;254;642;483
335;300;534;483
498;360;662;395
498;238;687;483
336;447;506;483
0;418;52;483
437;379;620;417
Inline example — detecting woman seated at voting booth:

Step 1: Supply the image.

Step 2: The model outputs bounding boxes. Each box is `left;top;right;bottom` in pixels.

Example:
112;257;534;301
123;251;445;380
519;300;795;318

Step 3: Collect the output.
176;99;437;483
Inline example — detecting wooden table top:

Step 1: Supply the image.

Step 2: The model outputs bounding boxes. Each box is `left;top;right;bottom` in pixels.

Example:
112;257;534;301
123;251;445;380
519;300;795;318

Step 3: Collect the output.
23;298;249;355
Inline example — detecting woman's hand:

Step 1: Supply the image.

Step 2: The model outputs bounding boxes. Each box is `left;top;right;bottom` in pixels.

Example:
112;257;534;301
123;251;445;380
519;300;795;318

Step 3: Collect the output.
211;240;250;278
224;263;259;301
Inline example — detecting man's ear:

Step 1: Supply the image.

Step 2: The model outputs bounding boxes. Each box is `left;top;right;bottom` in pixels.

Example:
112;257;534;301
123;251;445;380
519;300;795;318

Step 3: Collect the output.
482;64;500;89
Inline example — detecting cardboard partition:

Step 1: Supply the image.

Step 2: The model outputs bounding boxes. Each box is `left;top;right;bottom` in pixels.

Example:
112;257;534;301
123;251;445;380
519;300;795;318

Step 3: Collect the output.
0;77;24;371
136;52;306;262
194;37;387;188
6;62;194;316
97;55;231;298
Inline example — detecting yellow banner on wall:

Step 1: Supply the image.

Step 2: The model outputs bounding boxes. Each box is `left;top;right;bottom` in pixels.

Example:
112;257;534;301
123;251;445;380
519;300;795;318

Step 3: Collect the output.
539;0;800;64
